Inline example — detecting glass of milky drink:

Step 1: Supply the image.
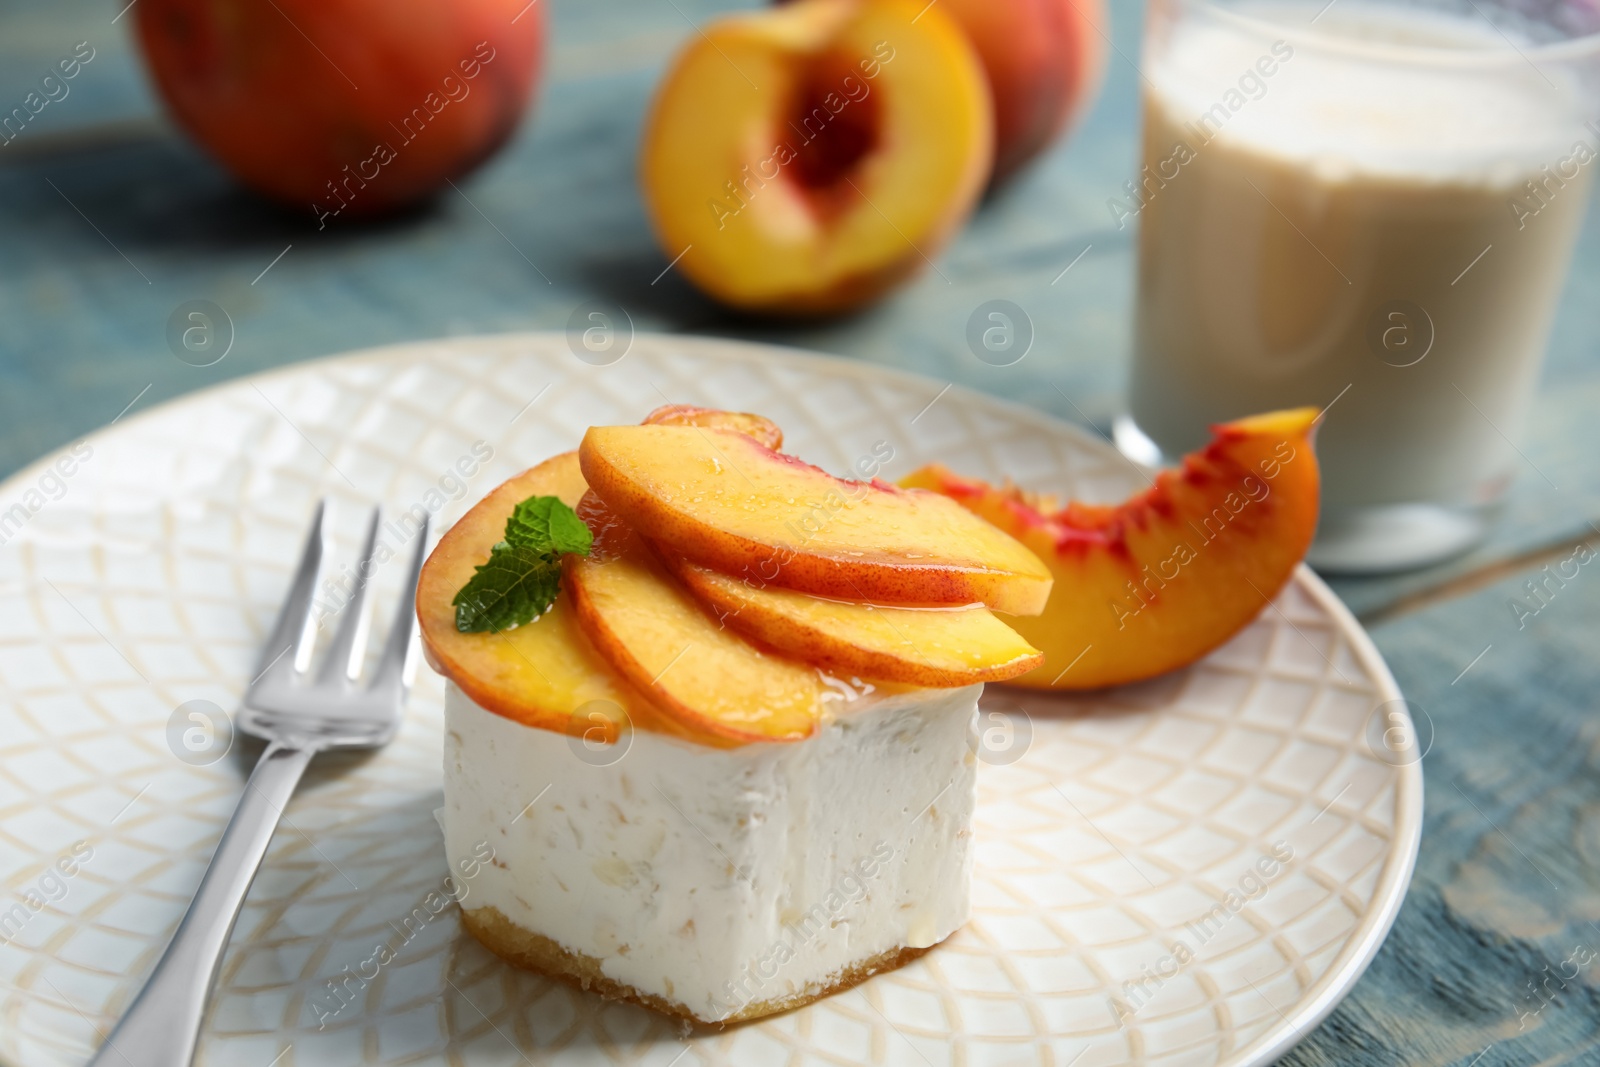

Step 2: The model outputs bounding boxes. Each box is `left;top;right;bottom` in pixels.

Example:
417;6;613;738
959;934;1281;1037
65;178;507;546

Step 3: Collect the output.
1115;0;1600;572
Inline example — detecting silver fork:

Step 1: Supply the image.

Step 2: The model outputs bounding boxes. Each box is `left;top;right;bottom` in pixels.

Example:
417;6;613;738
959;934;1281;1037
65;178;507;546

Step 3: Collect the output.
87;502;429;1067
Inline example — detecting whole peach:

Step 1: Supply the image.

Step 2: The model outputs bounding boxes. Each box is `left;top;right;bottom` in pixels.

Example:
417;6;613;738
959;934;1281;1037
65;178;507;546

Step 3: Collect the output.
936;0;1109;183
135;0;545;219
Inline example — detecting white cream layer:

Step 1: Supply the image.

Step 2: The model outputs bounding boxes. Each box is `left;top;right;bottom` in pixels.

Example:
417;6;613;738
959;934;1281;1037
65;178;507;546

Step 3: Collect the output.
441;681;979;1023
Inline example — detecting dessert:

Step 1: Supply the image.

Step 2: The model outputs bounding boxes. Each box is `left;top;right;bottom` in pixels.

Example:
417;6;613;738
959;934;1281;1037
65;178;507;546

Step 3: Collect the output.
902;407;1321;689
417;406;1048;1025
439;679;980;1024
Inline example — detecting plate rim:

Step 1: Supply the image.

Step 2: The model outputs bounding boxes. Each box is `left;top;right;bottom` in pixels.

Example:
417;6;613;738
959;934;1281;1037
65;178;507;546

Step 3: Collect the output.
0;331;1423;1067
1223;568;1422;1067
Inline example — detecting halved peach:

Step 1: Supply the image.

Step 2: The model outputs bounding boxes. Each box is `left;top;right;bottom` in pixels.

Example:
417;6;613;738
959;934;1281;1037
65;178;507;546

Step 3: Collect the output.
658;547;1043;685
902;408;1321;689
579;424;1053;614
564;492;824;743
639;0;992;313
771;0;1108;184
643;404;784;450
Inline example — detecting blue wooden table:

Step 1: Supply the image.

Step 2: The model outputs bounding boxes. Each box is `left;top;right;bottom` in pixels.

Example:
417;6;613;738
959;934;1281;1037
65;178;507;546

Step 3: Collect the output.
3;0;1598;1063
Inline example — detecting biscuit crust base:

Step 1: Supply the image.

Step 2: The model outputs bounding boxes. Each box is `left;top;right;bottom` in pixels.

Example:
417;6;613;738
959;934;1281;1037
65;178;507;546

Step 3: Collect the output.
461;905;933;1027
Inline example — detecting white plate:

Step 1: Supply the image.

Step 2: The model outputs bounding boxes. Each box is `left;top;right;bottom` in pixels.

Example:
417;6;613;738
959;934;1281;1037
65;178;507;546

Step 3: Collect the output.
0;333;1420;1067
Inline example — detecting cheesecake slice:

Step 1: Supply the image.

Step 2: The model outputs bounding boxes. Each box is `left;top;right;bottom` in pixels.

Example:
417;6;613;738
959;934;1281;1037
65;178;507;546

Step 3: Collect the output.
442;678;978;1024
417;407;1049;1025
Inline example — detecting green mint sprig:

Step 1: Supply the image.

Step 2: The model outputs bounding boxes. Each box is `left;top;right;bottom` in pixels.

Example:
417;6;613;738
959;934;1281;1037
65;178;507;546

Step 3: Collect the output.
453;495;593;633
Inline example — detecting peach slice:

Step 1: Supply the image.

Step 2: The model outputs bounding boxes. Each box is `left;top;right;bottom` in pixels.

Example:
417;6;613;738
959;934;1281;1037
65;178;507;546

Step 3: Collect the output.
565;492;824;743
418;453;636;734
902;408;1321;689
639;0;992;313
658;548;1044;685
579;424;1053;614
642;403;783;450
416;452;714;745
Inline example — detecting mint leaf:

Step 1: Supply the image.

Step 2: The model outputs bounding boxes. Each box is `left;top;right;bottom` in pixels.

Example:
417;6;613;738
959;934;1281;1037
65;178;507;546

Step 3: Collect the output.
505;496;593;556
453;495;593;633
453;545;561;633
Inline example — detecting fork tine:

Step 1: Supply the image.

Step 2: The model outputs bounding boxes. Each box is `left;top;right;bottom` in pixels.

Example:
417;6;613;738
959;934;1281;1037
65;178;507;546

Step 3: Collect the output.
316;506;381;684
371;513;429;695
252;500;326;685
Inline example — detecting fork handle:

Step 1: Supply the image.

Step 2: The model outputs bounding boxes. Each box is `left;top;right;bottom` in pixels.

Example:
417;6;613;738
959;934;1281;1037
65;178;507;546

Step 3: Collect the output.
88;743;316;1067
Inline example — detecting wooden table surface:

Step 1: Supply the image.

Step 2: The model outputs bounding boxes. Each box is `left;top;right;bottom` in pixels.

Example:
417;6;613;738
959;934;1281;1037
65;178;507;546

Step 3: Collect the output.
3;0;1597;1063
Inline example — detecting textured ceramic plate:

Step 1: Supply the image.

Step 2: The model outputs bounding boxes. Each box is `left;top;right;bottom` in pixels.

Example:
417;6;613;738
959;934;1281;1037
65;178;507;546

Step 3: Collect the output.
0;333;1421;1067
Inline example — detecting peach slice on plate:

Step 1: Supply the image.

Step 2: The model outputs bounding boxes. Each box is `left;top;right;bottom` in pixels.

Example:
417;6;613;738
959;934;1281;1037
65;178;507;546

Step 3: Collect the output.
416;452;662;741
903;408;1321;689
659;548;1043;685
565;492;824;744
579;424;1053;614
639;0;992;313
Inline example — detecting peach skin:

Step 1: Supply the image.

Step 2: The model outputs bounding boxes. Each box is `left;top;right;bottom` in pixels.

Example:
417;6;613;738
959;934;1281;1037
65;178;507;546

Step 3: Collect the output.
137;0;544;214
936;0;1109;183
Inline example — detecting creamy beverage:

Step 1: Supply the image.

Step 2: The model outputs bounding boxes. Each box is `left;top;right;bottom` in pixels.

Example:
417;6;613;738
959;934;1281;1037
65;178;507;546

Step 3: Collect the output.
1124;0;1597;568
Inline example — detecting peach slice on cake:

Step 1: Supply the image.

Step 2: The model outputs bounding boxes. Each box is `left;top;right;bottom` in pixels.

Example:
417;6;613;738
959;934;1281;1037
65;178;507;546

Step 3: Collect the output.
419;406;803;746
578;424;1053;614
902;408;1321;689
416;452;664;742
564;492;824;743
642;403;783;450
658;548;1043;685
639;0;992;313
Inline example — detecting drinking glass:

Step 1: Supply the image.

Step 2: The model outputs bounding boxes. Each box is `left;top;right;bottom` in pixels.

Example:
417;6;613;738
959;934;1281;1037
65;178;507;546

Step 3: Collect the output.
1115;0;1600;571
